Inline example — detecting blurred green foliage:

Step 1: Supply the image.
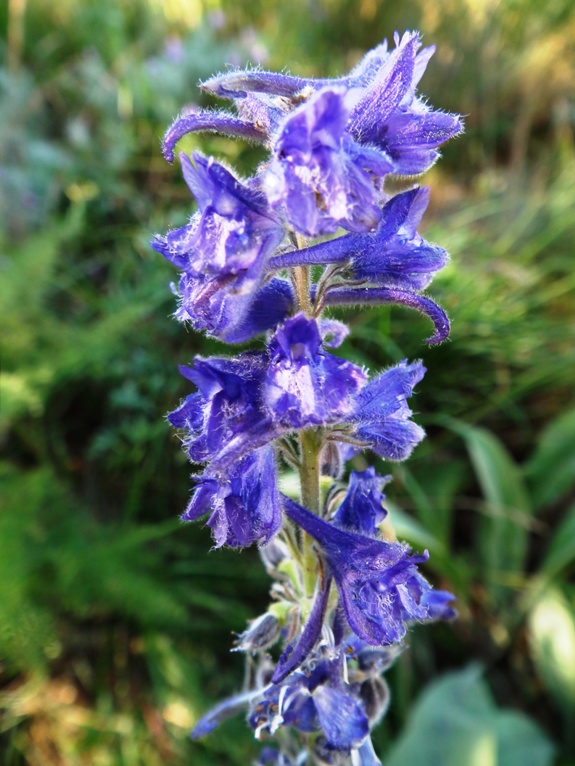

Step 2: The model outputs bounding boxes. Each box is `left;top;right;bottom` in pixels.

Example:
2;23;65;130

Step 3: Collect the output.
1;0;574;764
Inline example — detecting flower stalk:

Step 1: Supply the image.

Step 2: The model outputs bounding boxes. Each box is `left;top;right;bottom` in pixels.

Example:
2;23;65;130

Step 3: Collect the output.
154;30;462;765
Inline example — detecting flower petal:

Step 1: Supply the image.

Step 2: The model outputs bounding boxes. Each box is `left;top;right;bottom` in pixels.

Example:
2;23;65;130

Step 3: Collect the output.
162;109;266;162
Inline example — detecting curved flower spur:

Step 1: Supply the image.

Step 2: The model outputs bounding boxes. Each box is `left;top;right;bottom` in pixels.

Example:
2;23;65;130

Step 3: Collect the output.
154;30;461;765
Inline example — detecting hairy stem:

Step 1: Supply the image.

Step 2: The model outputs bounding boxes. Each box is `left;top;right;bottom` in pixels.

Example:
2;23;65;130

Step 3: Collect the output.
291;232;312;315
299;428;322;597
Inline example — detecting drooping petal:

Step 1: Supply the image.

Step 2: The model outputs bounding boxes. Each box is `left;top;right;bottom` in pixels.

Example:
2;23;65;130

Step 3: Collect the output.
323;286;450;345
332;468;390;534
162;109;267;162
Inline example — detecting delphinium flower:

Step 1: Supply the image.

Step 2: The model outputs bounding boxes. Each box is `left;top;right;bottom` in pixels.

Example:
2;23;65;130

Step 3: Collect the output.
155;30;461;765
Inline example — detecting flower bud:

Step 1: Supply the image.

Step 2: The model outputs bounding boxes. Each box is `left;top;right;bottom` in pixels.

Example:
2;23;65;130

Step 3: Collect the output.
360;676;390;726
233;613;281;653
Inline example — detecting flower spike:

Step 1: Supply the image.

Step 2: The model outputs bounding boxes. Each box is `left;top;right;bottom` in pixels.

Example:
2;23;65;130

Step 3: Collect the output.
156;31;461;764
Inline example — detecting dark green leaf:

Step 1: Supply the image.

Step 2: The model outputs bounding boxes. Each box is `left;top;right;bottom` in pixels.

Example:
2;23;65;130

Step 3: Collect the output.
525;408;575;510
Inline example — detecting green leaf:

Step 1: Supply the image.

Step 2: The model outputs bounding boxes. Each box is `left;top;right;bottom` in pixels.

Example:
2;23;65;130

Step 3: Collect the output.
385;665;555;766
385;501;446;556
525;408;575;510
395;461;467;547
449;422;532;600
494;711;558;766
528;586;575;715
541;502;575;578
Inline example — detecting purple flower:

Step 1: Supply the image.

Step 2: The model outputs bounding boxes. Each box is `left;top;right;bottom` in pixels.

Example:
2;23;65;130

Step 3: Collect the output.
283;497;454;645
265;88;393;236
348;360;426;461
332;468;390;535
183;446;281;548
348;32;463;175
200;33;462;179
249;654;369;750
168;355;273;467
173;271;294;343
269;187;448;292
153;153;281;275
152;153;285;341
264;314;366;429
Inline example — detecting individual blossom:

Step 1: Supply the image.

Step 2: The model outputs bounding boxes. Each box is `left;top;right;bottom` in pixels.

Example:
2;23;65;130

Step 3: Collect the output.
283;496;455;646
183;445;282;548
332;468;390;535
168;354;273;467
249;652;369;752
346;359;426;461
264;313;366;429
347;32;463;176
152;153;285;341
265;88;393;236
153;153;282;277
269;186;448;291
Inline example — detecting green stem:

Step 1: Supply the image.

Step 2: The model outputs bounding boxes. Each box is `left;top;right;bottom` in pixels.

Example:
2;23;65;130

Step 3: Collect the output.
299;429;322;597
292;265;312;315
291;232;312;316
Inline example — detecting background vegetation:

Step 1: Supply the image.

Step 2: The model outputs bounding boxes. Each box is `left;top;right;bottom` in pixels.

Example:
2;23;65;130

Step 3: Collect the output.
1;1;574;764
